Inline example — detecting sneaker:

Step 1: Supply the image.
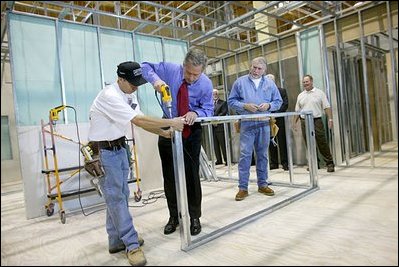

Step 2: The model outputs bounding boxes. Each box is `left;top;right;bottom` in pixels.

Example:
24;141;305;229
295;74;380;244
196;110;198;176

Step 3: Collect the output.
327;165;335;172
258;186;275;196
235;189;248;201
127;247;146;266
109;236;144;254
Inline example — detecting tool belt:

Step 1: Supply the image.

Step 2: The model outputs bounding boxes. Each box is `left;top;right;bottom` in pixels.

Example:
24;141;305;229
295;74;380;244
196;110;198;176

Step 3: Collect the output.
81;141;104;178
98;136;126;151
84;158;104;178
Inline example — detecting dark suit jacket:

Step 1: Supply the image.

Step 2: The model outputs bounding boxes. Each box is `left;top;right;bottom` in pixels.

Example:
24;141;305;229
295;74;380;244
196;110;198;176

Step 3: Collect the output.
213;99;228;132
273;87;288;113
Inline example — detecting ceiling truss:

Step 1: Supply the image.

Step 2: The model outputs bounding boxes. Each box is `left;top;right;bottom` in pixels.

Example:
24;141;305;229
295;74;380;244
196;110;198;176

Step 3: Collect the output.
1;1;380;63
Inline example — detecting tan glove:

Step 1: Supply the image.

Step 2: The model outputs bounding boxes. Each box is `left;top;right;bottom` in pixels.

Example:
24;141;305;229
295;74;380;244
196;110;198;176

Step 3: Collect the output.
270;117;279;137
234;121;241;133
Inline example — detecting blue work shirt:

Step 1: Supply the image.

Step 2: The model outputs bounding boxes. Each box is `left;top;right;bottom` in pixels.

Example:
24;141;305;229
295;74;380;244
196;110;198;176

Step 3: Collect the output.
228;74;282;115
141;62;213;118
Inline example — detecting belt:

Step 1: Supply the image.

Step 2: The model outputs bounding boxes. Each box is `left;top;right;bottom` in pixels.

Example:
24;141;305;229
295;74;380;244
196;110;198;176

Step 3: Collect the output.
300;117;321;120
98;136;125;151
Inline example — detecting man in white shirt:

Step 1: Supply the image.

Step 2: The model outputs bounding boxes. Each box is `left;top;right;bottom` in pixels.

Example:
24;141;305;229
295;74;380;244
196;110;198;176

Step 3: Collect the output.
294;74;335;172
88;61;184;266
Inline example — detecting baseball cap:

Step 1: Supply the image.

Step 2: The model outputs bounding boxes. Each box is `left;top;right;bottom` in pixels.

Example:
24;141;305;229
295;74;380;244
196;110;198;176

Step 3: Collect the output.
117;61;147;86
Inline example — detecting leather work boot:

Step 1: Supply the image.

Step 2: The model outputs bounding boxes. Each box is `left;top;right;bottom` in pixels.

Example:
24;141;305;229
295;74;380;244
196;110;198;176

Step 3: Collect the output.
235;189;248;201
127;247;147;266
190;218;201;236
258;186;275;196
109;236;144;254
164;217;179;235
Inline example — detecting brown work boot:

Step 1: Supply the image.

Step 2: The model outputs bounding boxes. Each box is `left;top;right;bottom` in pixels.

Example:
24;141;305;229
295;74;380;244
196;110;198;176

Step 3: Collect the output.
258;186;275;196
127;247;146;266
109;236;144;254
235;189;248;201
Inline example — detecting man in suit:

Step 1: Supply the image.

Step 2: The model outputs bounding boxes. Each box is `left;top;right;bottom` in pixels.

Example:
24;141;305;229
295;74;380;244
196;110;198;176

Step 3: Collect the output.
141;48;213;236
266;74;289;171
212;89;228;165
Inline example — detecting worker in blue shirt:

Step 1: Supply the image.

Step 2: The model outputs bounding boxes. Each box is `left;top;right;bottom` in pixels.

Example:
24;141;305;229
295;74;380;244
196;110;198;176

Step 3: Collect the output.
141;48;213;236
228;57;282;201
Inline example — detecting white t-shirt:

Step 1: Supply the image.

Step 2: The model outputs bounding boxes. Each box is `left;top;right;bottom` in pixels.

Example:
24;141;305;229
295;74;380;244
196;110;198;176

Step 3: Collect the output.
295;87;331;119
250;77;262;89
88;82;143;141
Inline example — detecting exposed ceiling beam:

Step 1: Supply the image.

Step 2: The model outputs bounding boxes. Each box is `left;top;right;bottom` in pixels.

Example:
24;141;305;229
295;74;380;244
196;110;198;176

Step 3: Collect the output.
231;1;306;30
149;1;205;35
190;1;280;44
304;1;336;17
40;1;204;36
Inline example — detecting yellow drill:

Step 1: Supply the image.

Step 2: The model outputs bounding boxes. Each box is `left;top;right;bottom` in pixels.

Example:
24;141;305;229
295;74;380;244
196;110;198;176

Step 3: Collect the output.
160;84;172;117
49;105;66;122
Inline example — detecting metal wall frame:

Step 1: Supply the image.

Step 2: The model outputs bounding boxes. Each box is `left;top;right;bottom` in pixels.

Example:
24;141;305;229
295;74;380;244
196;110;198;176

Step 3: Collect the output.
171;111;319;251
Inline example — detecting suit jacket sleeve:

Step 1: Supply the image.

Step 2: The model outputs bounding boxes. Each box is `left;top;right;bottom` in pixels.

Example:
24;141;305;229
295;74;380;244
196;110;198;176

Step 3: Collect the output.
278;88;289;112
217;100;228;116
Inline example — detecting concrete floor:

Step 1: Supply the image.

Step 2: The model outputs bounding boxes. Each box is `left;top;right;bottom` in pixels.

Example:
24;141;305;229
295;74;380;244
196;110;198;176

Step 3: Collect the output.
1;142;398;266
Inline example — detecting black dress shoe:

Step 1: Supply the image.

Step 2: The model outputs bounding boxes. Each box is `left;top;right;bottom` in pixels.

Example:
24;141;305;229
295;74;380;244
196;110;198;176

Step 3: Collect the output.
164;217;179;235
269;164;278;170
190;218;201;236
215;161;223;165
282;165;289;171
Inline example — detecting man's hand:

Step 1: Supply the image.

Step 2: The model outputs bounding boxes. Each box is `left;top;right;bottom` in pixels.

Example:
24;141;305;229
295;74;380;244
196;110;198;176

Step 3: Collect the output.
328;119;333;129
243;103;259;113
258;103;270;111
160;128;173;138
153;80;166;93
183;111;197;125
170;117;184;131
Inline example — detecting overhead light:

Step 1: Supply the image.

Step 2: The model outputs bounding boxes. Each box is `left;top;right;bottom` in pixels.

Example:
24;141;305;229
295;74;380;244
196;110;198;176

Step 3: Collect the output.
278;2;284;8
354;2;364;8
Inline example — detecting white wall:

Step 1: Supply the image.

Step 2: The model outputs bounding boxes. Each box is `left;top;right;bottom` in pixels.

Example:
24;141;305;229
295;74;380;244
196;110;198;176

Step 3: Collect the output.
1;55;22;184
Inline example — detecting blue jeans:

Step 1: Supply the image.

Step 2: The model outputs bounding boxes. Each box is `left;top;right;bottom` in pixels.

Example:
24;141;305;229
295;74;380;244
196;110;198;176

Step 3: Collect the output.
238;121;270;190
99;147;140;252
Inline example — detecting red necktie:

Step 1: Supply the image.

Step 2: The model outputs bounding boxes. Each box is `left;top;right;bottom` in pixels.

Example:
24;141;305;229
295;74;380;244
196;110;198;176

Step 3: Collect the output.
177;81;191;138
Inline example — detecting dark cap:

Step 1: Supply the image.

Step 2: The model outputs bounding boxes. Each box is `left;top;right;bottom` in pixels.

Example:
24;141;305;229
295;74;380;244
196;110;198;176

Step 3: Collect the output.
117;61;147;86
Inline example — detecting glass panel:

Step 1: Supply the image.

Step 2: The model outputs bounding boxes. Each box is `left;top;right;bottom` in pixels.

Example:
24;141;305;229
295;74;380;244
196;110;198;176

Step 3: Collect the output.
9;13;61;126
1;116;13;160
134;34;164;117
100;28;134;85
299;27;324;89
60;22;102;123
163;38;187;64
